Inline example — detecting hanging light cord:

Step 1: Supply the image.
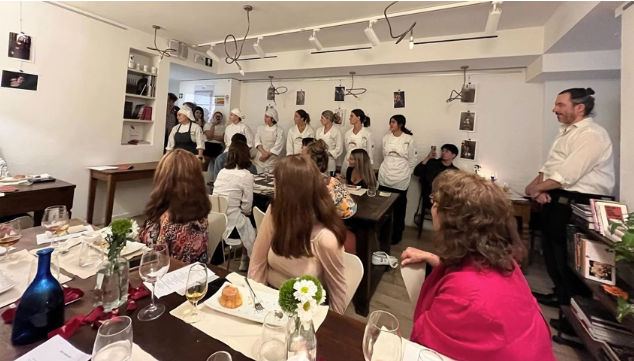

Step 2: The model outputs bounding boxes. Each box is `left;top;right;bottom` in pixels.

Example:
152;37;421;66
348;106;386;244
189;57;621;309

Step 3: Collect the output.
224;6;252;68
147;25;176;59
344;72;367;99
269;77;288;95
446;66;468;103
384;1;416;44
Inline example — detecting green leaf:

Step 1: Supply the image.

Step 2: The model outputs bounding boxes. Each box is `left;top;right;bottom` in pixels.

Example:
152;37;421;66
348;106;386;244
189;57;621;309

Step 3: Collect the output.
616;298;634;323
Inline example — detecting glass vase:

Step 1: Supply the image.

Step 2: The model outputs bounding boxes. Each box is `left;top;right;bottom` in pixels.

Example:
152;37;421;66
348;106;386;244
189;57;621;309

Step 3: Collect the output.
94;256;129;312
286;316;317;361
11;248;64;345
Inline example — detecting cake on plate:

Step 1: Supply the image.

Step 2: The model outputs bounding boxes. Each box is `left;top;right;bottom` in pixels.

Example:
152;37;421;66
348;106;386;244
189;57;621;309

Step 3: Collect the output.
219;285;243;309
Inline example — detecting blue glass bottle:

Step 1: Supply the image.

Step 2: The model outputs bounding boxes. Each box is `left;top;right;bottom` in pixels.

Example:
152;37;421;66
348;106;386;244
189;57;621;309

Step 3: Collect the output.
11;248;65;345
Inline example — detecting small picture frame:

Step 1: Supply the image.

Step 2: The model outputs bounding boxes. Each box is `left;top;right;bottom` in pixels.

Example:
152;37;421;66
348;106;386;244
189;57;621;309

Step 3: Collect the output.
460;140;477;160
334;86;345;102
460;83;476;103
267;86;276;101
459;111;476;132
394;91;405;108
296;90;305;105
0;70;38;91
7;32;33;62
334;108;346;125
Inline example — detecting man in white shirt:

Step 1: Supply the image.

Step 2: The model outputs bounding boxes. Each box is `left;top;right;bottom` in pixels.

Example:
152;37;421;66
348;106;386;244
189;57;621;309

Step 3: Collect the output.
525;88;615;340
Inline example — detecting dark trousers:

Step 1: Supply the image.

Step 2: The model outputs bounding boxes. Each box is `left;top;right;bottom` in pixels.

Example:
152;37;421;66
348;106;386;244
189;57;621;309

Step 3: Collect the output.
541;190;608;306
379;185;408;244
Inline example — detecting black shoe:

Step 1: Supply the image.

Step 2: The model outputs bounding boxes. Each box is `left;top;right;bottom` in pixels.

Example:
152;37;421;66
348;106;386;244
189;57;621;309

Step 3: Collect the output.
532;292;560;308
550;318;577;336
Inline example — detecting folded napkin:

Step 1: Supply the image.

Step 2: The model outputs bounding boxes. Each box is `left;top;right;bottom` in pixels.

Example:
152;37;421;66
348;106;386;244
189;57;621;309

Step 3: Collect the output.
170;272;328;360
349;188;368;196
0;250;72;309
131;343;158;361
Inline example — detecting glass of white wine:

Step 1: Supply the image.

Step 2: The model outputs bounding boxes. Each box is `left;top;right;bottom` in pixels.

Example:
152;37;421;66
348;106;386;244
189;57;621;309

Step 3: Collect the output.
137;243;170;322
0;219;21;262
92;316;133;361
42;205;69;247
184;263;208;324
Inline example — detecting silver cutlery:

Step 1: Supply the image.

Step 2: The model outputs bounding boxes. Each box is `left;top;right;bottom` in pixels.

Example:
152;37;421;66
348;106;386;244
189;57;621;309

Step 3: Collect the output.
59;241;81;255
244;277;265;312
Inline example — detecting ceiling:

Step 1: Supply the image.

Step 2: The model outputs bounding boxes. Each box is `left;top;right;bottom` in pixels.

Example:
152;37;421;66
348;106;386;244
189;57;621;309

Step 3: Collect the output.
64;1;562;56
169;63;215;81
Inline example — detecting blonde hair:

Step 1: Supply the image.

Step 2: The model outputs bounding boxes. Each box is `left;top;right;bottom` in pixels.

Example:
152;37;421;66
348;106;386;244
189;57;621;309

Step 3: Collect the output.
351;149;377;190
321;110;335;123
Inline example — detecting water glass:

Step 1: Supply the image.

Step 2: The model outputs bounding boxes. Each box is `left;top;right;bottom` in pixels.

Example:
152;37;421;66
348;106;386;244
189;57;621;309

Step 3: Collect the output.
418;348;443;361
184;264;208;324
137;243;170;321
0;219;21;262
207;351;232;361
78;233;105;268
362;310;402;361
259;311;288;361
28;249;61;284
367;183;378;198
92;316;133;361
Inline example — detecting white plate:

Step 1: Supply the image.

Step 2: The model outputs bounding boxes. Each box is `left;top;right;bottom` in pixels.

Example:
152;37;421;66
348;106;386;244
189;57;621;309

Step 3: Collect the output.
346;185;361;190
101;241;145;256
204;282;283;325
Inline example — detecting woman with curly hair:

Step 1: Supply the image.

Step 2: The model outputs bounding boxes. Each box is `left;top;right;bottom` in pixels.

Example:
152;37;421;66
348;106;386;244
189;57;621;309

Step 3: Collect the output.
402;170;555;361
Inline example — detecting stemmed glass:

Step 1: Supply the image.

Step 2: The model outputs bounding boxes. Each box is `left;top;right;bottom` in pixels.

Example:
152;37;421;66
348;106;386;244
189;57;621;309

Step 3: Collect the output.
137;243;170;321
92;316;133;361
184;264;208;324
0;219;21;262
259;311;288;361
362;310;403;361
42;205;69;247
207;351;232;361
418;348;443;361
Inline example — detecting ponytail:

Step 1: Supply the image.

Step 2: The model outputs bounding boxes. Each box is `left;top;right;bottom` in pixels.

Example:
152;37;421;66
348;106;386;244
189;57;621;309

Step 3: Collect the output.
352;109;371;127
296;109;311;125
391;114;413;135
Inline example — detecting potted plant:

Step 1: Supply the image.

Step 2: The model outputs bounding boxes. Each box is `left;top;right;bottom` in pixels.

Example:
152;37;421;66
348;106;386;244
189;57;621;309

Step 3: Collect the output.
610;213;634;322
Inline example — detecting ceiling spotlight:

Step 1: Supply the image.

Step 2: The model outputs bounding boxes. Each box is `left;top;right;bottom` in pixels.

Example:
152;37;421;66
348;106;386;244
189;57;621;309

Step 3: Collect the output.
485;1;503;35
253;37;266;58
409;33;414;50
364;20;380;47
309;29;323;51
205;46;220;63
237;63;245;76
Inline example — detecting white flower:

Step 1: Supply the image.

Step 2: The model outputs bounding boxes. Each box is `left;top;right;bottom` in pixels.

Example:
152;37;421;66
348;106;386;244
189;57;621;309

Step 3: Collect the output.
129;221;140;240
293;280;317;303
100;226;113;239
296;299;317;323
318;287;327;305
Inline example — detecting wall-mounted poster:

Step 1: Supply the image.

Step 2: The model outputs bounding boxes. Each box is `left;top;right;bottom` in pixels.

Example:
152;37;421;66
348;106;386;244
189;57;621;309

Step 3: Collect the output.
460;140;477;160
460;84;476;103
7;32;33;62
296;90;305;105
1;70;38;91
214;96;226;105
334;108;346;125
334;86;345;101
459;111;476;131
394;91;405;108
267;86;276;101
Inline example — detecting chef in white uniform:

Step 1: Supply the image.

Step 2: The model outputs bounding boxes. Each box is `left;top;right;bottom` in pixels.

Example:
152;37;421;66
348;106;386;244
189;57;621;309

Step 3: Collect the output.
224;108;255;152
342;108;374;176
316;110;343;176
378;114;418;245
286;109;315;155
254;108;285;174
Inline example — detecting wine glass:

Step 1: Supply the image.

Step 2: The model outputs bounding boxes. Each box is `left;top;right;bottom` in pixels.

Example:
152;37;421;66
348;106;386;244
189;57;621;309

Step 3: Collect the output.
0;219;21;262
418;348;443;361
207;351;232;361
184;264;208;324
42;206;69;247
362;310;402;361
137;243;170;321
259;311;288;361
92;316;133;361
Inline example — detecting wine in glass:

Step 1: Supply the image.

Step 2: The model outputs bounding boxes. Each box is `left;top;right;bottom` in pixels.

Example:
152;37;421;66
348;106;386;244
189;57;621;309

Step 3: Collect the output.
92;316;133;361
184;264;208;324
0;219;21;262
362;310;402;361
259;311;288;361
42;206;69;247
137;243;170;321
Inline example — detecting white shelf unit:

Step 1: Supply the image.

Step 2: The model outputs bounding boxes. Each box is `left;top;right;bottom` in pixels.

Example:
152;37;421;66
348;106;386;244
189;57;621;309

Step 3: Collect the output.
121;48;159;146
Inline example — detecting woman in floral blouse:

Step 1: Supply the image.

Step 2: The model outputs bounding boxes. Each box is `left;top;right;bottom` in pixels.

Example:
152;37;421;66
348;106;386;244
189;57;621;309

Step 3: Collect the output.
139;149;211;264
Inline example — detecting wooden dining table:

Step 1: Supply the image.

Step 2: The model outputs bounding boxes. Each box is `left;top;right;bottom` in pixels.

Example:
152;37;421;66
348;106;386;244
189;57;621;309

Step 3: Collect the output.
0;179;75;226
0;221;367;361
251;178;399;317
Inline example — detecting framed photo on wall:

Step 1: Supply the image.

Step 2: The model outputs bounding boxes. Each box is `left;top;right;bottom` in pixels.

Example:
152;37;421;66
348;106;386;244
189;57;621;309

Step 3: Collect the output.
459;111;476;131
394;91;405;108
296;90;305;105
334;86;345;101
7;32;33;62
460;140;477;160
0;70;38;91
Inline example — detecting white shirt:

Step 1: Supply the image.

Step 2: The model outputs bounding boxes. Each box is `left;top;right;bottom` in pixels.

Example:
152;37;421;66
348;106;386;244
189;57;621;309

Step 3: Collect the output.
165;122;205;150
224;122;255;151
286;124;316;155
540;117;614;195
255;124;285;156
344;127;374;164
203;122;226;144
316;125;343;173
378;132;418;190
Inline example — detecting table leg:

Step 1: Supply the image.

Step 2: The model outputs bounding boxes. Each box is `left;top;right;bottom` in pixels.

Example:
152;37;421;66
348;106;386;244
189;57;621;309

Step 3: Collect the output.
104;177;116;226
33;210;44;227
86;176;97;224
353;225;371;317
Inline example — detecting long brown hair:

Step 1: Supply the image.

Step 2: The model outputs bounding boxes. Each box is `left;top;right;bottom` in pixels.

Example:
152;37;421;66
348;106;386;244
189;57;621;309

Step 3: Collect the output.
226;141;252;170
431;170;525;273
144;149;211;223
351;149;377;190
305;139;329;173
271;156;346;258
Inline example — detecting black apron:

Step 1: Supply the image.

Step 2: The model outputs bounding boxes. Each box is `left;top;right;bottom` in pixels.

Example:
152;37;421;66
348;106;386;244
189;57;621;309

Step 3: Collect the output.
174;123;198;155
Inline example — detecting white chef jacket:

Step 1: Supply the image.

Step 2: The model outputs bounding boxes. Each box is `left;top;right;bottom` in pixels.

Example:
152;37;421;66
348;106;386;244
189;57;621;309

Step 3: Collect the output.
539;117;614;195
286;124;316;155
316;125;343;173
253;124;285;173
203;122;226;144
165;122;205;151
224;122;255;151
342;127;374;175
378;132;418;191
212;168;256;256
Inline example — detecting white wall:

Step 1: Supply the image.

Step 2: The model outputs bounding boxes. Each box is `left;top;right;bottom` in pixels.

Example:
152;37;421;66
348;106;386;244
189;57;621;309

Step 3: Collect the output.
542;79;621;197
177;79;242;123
168;79;181;104
239;71;544;226
621;8;634;207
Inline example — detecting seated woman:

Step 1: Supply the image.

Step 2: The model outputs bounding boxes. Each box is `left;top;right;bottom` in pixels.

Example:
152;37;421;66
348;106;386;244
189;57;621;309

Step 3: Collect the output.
401;170;555;361
301;137;316;154
337;148;377;190
248;155;347;314
139;149;210;264
213;141;256;270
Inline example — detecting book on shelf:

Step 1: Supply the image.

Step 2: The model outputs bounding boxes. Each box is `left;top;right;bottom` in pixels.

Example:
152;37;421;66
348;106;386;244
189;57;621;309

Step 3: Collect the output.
571;213;595;230
139;106;152;120
573;233;616;285
588;199;628;242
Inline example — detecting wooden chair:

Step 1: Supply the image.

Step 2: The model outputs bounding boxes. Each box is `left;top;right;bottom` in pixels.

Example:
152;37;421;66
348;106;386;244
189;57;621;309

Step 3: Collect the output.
253;207;265;231
202;171;214;194
207;211;227;264
401;262;427;306
208;194;228;214
343;252;364;310
12;215;34;230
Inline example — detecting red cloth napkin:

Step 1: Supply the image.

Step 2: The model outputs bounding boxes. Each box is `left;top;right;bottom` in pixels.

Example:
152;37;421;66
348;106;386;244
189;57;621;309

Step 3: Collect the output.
0;186;19;193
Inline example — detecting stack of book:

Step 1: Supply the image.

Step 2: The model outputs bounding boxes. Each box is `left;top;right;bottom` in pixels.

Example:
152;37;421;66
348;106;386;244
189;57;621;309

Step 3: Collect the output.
570;296;634;360
572;233;616;285
572;204;595;230
573;200;628;242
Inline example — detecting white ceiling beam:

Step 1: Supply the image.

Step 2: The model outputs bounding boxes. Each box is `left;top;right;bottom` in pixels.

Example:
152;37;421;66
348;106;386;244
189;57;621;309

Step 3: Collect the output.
543;1;600;53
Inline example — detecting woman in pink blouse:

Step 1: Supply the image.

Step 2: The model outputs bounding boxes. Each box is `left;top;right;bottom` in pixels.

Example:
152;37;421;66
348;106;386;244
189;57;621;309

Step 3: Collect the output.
402;170;555;361
248;155;347;314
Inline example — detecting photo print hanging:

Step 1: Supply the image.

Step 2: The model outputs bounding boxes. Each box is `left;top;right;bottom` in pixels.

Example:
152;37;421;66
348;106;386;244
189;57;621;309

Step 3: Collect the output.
394;91;405;108
7;32;33;62
334;108;346;125
459;111;476;132
460;140;477;160
460;83;476;103
267;85;276;101
1;70;38;91
296;90;305;105
334;86;345;102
